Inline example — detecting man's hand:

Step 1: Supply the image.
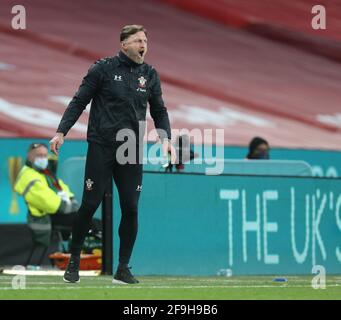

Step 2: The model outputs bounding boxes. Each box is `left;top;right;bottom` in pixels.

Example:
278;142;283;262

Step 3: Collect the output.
49;132;64;156
162;139;177;164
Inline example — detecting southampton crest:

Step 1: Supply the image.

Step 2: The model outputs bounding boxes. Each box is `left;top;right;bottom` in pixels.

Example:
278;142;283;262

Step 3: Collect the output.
137;76;147;92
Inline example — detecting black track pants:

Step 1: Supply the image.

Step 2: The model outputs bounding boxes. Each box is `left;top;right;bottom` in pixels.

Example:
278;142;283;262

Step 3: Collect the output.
70;142;143;264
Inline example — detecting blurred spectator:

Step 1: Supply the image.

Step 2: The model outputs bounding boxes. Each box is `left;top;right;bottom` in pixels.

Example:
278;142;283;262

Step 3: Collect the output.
164;135;198;172
14;143;100;247
246;137;270;160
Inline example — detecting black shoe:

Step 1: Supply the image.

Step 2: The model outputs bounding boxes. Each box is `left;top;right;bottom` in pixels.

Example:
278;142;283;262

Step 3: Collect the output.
113;266;139;284
63;255;80;283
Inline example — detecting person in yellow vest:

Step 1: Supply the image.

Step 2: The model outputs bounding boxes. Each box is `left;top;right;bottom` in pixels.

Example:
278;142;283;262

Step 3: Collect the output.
14;143;80;247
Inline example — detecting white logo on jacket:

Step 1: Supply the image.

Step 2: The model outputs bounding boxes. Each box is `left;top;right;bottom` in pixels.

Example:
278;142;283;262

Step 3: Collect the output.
85;178;94;191
137;76;147;92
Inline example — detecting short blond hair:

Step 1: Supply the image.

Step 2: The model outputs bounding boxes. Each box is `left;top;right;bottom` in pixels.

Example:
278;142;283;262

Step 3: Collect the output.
120;25;147;42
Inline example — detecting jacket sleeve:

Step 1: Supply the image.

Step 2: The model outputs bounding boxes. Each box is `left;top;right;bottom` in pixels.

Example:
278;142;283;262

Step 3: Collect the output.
57;62;103;136
58;179;74;198
20;180;62;214
148;68;171;141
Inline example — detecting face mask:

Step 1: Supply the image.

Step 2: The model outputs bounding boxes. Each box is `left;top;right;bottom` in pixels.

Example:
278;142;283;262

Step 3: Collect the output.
33;157;48;170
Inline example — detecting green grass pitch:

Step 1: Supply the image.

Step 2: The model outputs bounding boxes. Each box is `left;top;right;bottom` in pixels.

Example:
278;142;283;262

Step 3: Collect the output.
1;275;341;300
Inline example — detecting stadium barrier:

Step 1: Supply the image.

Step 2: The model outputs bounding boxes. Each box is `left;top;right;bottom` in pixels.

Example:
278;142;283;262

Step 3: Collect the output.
0;138;340;225
58;158;341;276
1;164;341;276
1;138;340;275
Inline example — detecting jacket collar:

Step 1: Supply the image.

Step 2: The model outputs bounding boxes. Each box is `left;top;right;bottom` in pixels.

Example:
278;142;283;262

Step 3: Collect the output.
118;50;143;68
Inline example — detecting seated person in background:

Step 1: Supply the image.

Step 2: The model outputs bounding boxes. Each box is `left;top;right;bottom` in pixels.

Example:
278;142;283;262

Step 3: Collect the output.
14;143;100;247
246;137;270;160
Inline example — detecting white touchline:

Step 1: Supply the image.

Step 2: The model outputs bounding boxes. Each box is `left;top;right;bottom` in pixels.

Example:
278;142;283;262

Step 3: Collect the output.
0;284;340;290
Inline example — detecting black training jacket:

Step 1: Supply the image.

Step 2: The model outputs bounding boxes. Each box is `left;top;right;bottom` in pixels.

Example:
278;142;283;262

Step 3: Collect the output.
57;51;171;145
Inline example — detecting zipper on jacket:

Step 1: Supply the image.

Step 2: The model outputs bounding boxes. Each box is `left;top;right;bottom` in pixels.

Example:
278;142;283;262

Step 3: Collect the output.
129;67;134;93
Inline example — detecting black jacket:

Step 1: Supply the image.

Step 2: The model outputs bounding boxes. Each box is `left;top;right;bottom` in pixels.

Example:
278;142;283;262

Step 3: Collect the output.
57;51;171;145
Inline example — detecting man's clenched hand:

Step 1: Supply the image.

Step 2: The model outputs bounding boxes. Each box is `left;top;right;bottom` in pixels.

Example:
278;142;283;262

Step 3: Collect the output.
162;139;177;164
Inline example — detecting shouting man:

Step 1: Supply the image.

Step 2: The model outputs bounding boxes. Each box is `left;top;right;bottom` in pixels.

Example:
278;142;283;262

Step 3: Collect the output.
50;25;175;284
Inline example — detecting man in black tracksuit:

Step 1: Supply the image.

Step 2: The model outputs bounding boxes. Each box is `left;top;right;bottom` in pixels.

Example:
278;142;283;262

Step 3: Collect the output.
50;25;175;284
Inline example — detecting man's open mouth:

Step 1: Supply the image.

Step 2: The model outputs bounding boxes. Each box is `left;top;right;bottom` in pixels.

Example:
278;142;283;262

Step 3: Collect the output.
139;50;144;57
